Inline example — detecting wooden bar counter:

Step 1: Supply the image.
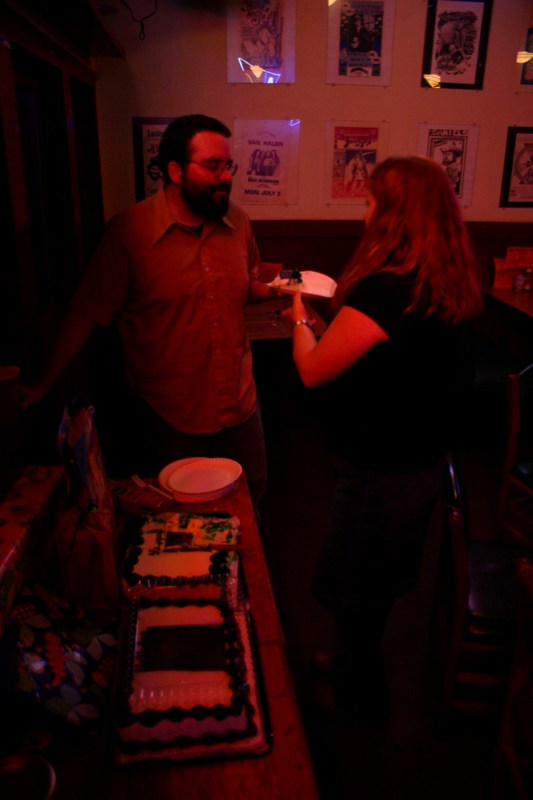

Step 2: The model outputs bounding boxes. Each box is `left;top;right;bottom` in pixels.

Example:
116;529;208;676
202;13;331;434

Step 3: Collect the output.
481;288;533;365
484;287;533;322
47;476;320;800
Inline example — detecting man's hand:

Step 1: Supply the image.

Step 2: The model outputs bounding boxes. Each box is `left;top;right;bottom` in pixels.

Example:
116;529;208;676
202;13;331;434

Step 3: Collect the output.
248;279;280;302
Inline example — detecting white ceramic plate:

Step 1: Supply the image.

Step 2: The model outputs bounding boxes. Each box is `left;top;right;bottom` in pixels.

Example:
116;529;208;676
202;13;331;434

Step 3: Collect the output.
268;270;337;299
158;458;242;503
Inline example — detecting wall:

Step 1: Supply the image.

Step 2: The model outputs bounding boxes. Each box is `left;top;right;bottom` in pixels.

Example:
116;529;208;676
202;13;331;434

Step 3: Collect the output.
92;0;533;223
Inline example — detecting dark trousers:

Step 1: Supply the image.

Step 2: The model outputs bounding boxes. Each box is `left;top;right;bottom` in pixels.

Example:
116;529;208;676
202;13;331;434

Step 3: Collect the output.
312;457;446;678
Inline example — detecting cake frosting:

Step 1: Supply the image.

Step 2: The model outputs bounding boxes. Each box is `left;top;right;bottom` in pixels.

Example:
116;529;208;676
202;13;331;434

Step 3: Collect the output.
122;512;240;599
139;512;241;546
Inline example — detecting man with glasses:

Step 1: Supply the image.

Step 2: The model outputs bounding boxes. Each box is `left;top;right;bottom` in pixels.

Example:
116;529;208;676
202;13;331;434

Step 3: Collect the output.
22;115;275;508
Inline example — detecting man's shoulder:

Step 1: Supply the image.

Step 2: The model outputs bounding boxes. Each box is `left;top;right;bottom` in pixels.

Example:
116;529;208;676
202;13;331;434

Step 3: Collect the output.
119;193;155;222
103;194;155;240
224;201;253;230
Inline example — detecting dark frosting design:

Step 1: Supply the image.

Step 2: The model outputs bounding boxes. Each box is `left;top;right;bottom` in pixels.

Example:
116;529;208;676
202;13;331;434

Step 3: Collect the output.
139;624;227;671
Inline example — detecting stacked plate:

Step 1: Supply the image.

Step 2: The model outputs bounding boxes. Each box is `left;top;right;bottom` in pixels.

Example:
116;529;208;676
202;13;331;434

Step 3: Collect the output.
158;457;242;503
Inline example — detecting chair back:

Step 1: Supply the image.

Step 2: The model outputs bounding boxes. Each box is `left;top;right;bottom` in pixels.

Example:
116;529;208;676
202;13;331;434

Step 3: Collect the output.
503;363;533;474
517;362;533;460
433;456;530;726
433;457;470;723
440;456;470;608
499;363;533;543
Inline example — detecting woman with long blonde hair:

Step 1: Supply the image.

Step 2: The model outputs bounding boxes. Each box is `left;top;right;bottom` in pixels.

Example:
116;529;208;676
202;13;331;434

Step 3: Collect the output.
284;156;482;722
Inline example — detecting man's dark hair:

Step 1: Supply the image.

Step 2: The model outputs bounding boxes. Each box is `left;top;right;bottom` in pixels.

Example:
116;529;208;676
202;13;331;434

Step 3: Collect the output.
158;115;231;184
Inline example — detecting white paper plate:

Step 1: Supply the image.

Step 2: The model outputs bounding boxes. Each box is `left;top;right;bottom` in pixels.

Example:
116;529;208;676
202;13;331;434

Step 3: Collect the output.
158;458;242;503
268;270;337;299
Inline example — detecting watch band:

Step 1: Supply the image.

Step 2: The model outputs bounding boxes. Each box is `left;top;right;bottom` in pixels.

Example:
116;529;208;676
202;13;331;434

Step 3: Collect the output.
293;319;315;331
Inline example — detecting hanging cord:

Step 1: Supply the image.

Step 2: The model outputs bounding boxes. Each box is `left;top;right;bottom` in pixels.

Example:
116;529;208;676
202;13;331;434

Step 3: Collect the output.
120;0;158;40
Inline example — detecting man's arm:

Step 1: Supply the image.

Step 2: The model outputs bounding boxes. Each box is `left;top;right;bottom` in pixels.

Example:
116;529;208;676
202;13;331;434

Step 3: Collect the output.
21;309;98;407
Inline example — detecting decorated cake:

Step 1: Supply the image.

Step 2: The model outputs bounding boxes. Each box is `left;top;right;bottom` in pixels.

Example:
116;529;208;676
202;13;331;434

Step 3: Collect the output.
121;512;241;599
113;595;270;763
114;511;270;763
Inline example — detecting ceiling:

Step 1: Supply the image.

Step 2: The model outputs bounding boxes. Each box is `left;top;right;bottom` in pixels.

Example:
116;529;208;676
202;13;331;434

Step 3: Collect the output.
2;0;125;58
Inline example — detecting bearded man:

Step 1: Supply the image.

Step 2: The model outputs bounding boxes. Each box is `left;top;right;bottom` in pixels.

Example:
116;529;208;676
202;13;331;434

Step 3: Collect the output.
22;115;275;506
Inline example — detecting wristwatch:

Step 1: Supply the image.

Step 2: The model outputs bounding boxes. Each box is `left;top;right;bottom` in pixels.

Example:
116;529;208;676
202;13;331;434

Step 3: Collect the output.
293;319;315;331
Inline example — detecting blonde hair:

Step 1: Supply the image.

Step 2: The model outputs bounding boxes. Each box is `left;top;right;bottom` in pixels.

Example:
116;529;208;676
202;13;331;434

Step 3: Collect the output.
333;156;482;323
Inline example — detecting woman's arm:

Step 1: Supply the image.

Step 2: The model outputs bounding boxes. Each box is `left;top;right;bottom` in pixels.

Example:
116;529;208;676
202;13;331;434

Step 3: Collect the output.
284;291;389;388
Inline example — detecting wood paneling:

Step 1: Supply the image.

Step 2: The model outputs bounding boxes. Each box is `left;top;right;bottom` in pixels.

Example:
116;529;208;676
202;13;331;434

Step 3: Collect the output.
252;220;533;287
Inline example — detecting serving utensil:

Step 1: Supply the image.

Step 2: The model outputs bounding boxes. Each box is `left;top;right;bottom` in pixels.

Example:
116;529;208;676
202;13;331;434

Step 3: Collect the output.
130;474;174;500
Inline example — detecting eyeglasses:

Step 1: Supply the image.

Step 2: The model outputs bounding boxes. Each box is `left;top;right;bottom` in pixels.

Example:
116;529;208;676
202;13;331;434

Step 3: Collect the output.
186;159;238;177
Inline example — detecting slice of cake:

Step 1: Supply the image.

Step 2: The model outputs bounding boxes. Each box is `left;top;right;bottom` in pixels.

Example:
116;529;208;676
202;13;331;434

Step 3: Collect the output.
113;596;270;763
279;268;303;284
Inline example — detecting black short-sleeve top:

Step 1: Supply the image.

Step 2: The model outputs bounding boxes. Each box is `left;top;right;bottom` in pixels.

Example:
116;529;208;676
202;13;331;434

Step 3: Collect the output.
321;272;475;472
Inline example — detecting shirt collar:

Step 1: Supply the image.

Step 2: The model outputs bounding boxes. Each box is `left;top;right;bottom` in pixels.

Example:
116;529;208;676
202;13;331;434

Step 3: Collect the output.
152;186;236;244
151;186;177;245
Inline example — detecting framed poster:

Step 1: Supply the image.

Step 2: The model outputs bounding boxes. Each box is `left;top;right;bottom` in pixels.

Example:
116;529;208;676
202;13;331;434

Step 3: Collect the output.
227;0;295;84
420;0;493;89
500;127;533;208
233;119;300;205
324;120;388;204
417;123;479;207
132;117;175;200
327;0;395;86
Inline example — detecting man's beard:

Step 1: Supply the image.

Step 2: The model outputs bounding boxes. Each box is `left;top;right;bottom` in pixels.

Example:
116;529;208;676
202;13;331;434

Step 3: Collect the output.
181;176;231;219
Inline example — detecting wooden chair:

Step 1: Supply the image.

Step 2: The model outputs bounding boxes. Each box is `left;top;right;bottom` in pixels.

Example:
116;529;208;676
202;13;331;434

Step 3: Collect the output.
431;457;533;730
498;364;533;545
493;559;533;799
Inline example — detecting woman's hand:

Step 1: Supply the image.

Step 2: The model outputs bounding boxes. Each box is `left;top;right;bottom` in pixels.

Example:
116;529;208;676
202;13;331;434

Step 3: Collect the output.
281;291;315;327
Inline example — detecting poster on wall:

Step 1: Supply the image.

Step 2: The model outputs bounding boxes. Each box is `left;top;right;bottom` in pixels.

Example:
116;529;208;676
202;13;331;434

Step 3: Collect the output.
421;0;492;90
326;0;395;86
227;0;295;84
324;120;388;203
500;127;533;208
132;117;175;201
233;119;300;204
417;123;479;207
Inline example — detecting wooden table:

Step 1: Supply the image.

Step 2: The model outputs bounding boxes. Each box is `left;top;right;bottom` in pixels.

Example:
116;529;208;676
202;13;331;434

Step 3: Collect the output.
485;288;533;321
48;476;320;800
482;288;533;365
